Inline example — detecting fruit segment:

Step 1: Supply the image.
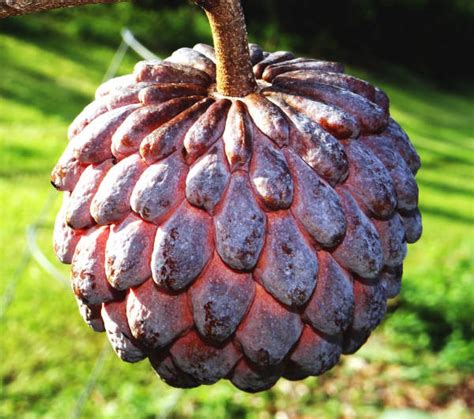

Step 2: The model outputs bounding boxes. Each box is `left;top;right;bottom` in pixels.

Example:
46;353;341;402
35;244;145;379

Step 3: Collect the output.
360;135;419;211
131;154;187;224
183;99;231;163
149;352;199;388
102;300;146;363
262;59;345;81
255;213;318;307
95;74;134;98
91;154;146;225
253;50;295;78
400;208;423;243
236;285;303;367
71;226;118;305
284;326;342;380
186;143;230;213
344;141;397;219
127;279;193;349
105;214;157;290
152;203;213;291
249;134;293;210
222;101;253;171
266;90;359;139
272;70;381;105
215;173;266;271
273;79;388;134
193;43;216;62
170;331;241;384
112;97;201;158
244;93;289;147
279;101;349;185
53;194;84;264
76;298;105;332
304;252;354;336
333;188;384;279
351;278;387;334
165;47;216;78
373;214;407;268
134;61;212;86
190;255;255;342
73;104;139;163
66;159;113;229
230;358;281;392
51;142;86;192
286;150;346;248
140;98;213;164
379;265;403;299
385;118;421;173
139;83;207;105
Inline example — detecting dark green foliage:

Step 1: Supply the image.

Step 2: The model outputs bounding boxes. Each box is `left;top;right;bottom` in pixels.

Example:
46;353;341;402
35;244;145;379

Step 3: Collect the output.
2;0;473;82
241;0;474;83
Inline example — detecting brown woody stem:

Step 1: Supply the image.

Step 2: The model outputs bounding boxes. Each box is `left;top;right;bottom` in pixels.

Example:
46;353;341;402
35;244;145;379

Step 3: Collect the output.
195;0;257;97
0;0;124;19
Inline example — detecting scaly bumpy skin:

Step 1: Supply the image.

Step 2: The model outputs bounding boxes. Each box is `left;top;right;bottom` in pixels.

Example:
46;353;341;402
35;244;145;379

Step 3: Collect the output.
52;43;422;391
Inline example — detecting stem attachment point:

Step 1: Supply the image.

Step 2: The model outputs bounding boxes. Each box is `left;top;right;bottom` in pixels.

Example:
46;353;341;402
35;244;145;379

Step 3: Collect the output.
196;0;257;97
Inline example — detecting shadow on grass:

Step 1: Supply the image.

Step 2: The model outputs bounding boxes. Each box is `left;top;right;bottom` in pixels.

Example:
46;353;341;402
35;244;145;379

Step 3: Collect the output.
0;167;50;180
0;143;59;181
414;147;473;171
1;14;122;77
15;33;118;81
391;92;473;132
419;204;474;225
0;144;46;178
417;179;474;198
0;62;90;122
395;273;474;358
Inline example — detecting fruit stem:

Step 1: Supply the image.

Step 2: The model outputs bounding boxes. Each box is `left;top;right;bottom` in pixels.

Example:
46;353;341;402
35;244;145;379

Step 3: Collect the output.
194;0;257;97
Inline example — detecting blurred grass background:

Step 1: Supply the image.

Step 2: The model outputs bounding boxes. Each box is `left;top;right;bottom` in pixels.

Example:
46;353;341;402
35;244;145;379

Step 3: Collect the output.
0;2;473;418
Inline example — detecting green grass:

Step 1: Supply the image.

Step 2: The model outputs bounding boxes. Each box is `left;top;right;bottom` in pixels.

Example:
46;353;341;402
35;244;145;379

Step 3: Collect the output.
1;17;473;419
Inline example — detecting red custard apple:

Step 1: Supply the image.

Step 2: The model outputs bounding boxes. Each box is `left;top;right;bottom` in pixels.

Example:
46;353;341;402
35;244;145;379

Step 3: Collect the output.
51;0;421;392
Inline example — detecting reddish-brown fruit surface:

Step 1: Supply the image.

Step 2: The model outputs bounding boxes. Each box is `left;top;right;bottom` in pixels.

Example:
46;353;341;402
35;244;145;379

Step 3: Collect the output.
52;43;421;391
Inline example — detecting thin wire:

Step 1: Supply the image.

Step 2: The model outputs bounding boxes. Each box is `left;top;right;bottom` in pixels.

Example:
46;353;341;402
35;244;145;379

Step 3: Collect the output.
0;189;58;320
121;28;160;61
70;341;111;419
101;27;161;83
0;249;31;321
102;38;129;83
26;222;69;286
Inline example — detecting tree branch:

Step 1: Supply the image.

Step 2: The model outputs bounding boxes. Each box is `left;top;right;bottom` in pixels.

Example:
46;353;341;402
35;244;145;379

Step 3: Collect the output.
0;0;127;19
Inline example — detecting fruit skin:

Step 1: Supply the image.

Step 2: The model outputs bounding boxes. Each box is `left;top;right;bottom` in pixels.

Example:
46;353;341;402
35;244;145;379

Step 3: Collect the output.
52;43;422;392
